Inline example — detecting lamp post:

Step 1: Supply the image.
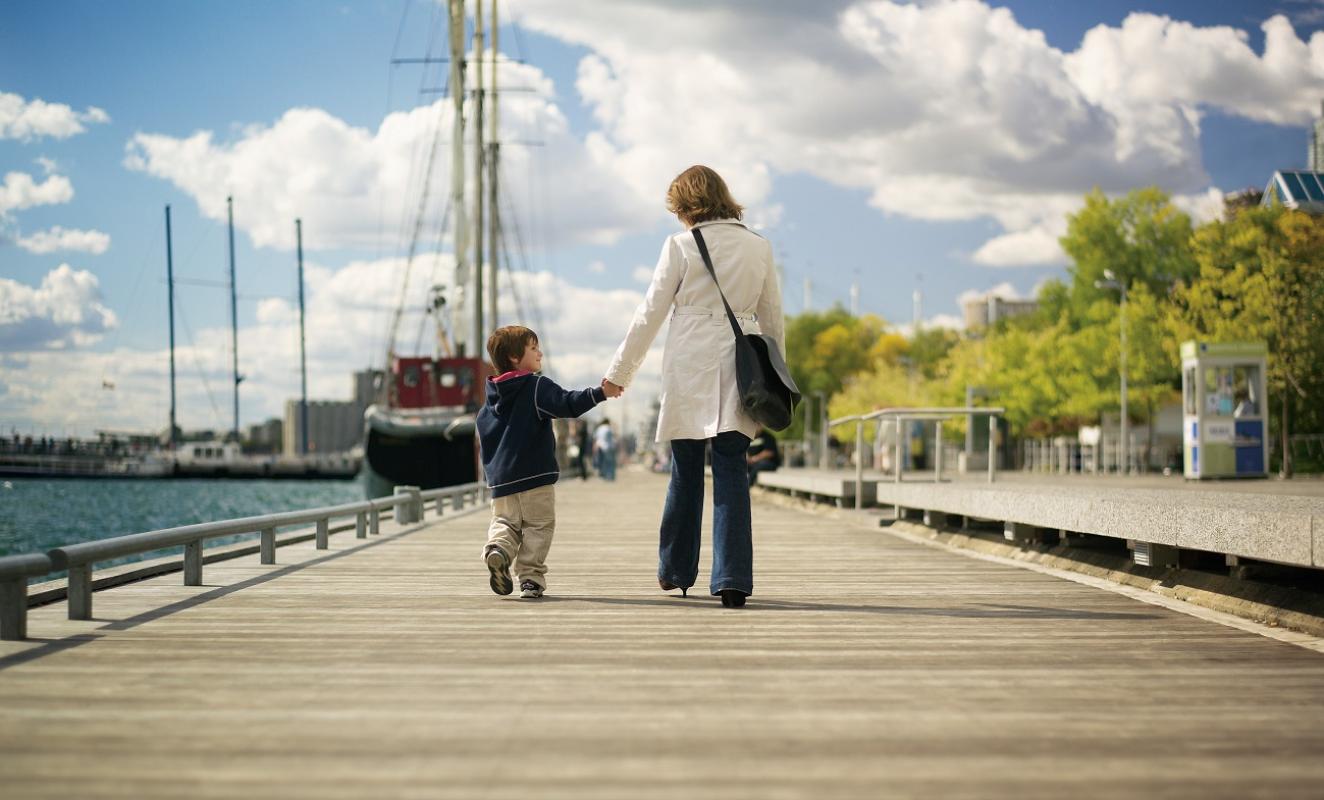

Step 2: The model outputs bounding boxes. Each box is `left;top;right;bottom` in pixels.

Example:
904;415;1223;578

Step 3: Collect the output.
1094;269;1128;474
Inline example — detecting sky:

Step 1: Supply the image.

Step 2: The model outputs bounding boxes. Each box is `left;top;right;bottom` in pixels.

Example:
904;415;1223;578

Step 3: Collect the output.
2;0;1323;440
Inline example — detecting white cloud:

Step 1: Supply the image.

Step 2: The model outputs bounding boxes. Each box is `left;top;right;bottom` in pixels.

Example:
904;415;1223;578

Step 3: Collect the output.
125;56;655;253
0;171;74;216
1282;1;1324;27
972;226;1066;268
956;281;1025;309
13;226;111;255
0;265;118;350
35;157;58;175
587;260;606;274
1172;187;1227;224
630;265;653;284
1066;14;1324;129
508;0;1324;267
892;313;964;338
0;260;664;439
0;92;110;142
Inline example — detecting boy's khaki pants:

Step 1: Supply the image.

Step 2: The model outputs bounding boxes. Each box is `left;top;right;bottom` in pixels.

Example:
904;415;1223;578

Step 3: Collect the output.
485;484;555;589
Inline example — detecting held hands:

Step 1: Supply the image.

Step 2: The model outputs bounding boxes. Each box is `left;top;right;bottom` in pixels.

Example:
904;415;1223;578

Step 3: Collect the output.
601;379;625;399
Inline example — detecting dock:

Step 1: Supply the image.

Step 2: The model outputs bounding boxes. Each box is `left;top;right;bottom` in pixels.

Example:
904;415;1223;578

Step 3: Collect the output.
2;471;1324;797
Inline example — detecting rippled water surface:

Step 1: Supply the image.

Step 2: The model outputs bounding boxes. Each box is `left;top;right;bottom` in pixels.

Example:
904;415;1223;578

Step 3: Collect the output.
0;478;366;573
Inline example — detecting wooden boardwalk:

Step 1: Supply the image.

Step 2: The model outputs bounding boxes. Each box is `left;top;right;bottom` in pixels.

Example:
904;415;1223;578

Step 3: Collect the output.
2;471;1323;799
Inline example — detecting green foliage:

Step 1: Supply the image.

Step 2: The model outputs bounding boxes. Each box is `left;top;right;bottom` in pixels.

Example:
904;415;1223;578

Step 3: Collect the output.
906;327;960;380
827;361;931;443
1059;187;1196;320
772;190;1323;475
782;307;893;440
1166;206;1324;474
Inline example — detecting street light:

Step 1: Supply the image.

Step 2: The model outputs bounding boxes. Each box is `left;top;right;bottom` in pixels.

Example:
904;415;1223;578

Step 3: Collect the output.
1094;269;1129;474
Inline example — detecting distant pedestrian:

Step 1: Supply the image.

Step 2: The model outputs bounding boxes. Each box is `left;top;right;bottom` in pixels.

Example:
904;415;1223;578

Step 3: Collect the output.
573;420;591;480
477;325;622;599
602;165;786;608
746;427;781;487
593;420;617;481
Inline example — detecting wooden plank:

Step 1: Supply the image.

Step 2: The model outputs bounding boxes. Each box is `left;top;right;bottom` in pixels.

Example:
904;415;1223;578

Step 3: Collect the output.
0;472;1322;798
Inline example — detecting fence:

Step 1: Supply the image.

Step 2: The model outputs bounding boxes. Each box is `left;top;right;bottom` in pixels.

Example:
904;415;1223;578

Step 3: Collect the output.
0;481;488;641
825;407;1006;510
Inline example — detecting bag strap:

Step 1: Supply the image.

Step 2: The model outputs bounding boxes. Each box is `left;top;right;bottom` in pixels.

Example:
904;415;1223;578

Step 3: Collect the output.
691;228;746;342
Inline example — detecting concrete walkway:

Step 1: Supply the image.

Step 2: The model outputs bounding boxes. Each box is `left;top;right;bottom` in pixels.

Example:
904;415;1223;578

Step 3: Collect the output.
2;471;1323;798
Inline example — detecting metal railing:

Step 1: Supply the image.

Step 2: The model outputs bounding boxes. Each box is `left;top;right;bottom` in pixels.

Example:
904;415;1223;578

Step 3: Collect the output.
826;407;1006;510
0;481;488;641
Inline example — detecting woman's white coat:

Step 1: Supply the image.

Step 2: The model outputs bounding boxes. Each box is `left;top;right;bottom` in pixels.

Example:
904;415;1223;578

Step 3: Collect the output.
605;219;786;443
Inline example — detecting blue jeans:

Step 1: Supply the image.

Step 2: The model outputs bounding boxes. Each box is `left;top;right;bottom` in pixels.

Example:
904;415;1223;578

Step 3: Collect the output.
598;451;617;481
658;431;753;596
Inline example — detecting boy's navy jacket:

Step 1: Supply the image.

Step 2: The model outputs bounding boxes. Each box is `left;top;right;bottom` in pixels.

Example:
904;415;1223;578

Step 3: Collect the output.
477;372;605;498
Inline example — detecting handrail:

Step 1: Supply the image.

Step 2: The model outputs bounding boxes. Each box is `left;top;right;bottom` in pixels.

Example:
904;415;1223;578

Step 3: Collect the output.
0;480;488;641
819;407;1007;510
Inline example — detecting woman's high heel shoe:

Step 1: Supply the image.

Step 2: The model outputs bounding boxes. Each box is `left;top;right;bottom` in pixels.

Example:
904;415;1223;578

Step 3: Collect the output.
659;579;687;597
719;589;747;608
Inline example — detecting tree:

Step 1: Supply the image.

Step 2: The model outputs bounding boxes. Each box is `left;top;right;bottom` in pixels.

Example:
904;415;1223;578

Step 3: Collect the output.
1059;187;1196;320
828;360;931;444
782;308;893;440
906;327;960;380
1167;207;1324;477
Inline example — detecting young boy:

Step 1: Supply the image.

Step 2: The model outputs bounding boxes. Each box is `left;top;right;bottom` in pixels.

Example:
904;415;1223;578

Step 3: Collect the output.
477;325;622;598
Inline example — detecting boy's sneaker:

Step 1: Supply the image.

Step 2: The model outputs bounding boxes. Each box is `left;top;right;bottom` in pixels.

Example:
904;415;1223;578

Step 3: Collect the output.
484;547;513;595
519;580;544;599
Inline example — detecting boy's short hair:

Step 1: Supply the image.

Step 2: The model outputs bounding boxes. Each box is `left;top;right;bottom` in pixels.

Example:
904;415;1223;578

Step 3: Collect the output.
487;325;538;372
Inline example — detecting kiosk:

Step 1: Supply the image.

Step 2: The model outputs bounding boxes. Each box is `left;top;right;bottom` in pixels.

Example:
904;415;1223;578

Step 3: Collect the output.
1181;341;1269;479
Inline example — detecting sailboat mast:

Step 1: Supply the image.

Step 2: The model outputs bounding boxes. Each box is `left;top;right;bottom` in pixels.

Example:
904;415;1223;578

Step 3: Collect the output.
165;204;178;452
472;2;486;348
448;0;469;356
227;196;240;443
296;219;308;456
487;0;499;330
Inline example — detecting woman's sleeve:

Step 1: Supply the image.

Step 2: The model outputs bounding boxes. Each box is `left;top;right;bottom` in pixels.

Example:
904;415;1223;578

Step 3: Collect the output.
604;236;684;387
755;240;786;359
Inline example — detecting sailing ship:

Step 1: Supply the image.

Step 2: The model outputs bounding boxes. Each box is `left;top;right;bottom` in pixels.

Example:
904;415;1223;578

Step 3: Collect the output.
361;0;505;499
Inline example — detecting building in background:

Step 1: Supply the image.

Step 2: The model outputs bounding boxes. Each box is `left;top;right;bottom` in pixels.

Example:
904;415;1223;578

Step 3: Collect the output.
282;369;383;455
1261;169;1324;214
962;293;1039;331
244;418;284;454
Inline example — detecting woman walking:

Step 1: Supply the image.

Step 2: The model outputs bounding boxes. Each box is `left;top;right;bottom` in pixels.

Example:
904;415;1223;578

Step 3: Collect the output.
603;165;786;608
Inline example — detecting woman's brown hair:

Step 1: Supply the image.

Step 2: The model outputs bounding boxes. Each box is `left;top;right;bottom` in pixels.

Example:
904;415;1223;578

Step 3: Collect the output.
665;165;744;227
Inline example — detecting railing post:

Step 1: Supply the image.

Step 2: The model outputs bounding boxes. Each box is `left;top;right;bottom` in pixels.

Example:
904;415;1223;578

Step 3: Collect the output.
819;401;830;471
435;495;445;518
894;416;903;484
933;422;942;482
1;578;27;641
854;420;864;511
260;527;276;564
184;540;203;586
316;518;329;549
453;491;464;511
356;511;367;539
393;486;421;524
988;415;997;483
370;505;380;535
68;564;92;620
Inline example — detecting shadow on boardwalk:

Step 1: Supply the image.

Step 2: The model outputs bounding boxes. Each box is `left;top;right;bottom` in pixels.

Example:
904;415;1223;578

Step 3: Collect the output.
537;595;1159;620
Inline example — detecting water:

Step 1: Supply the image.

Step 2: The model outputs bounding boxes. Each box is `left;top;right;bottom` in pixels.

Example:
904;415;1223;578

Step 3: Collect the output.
0;477;367;577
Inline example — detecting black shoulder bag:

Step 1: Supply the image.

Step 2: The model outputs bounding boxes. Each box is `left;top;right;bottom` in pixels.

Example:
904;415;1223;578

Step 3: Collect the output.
692;228;801;431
